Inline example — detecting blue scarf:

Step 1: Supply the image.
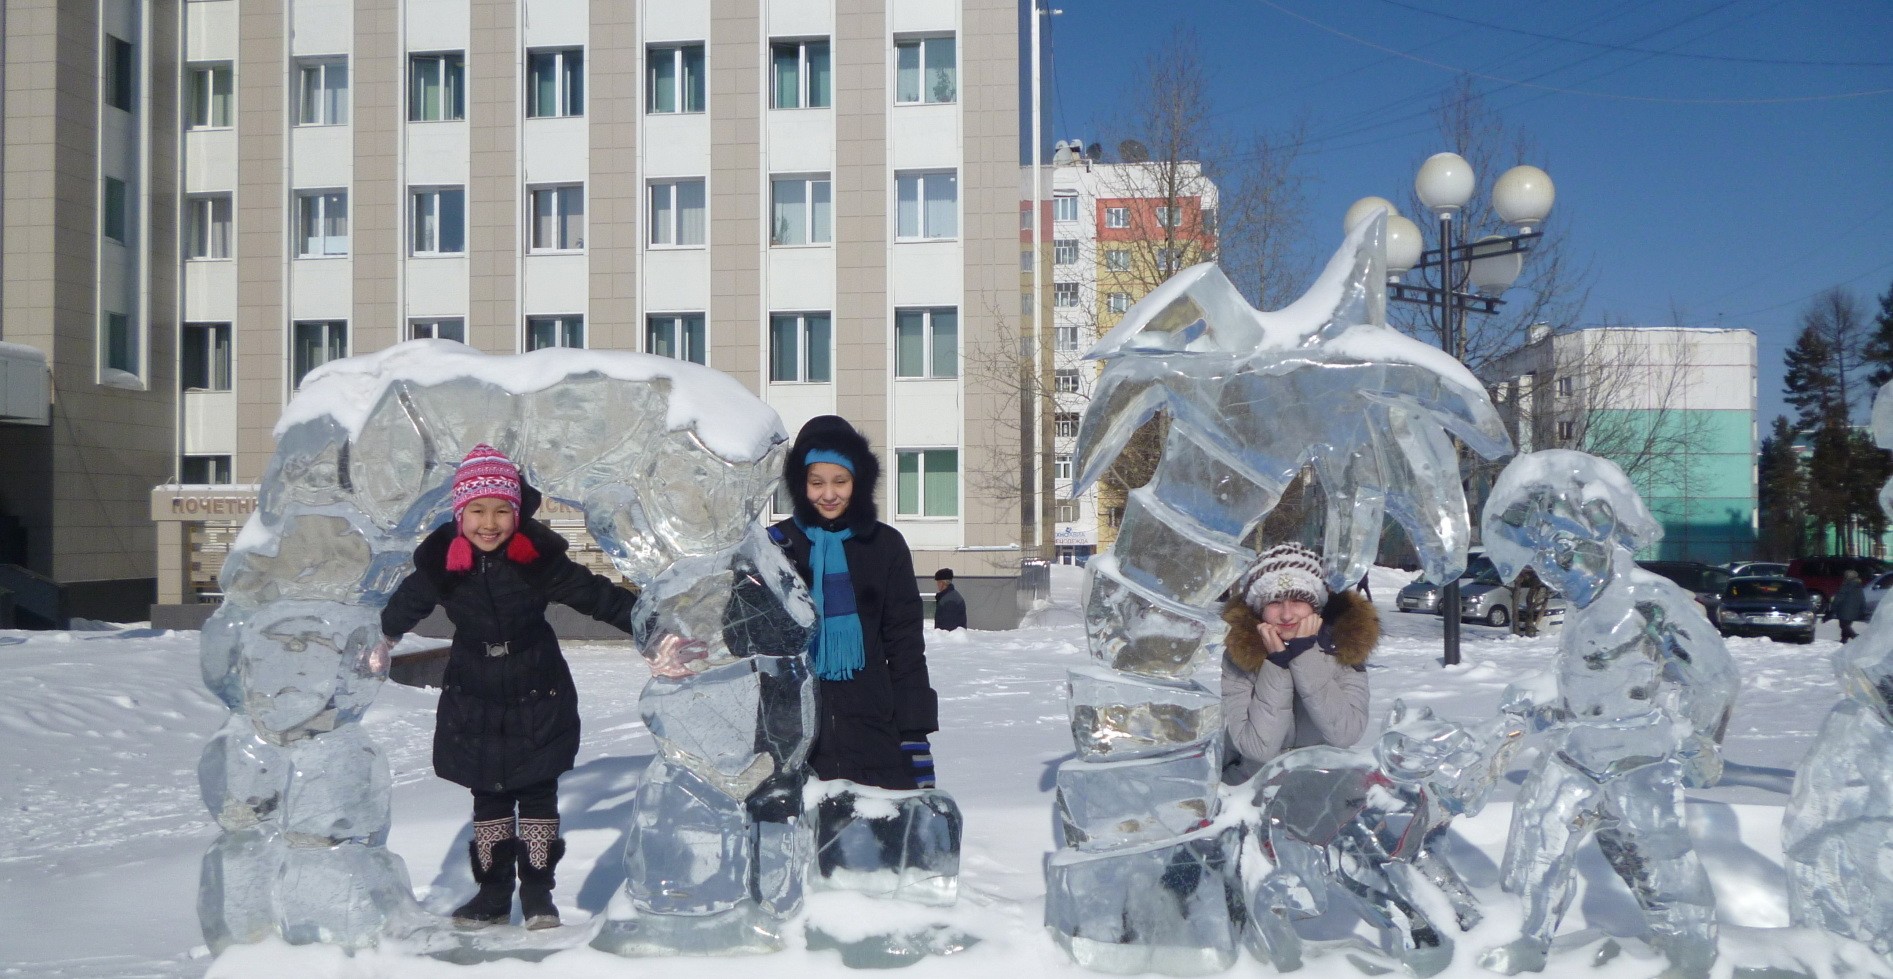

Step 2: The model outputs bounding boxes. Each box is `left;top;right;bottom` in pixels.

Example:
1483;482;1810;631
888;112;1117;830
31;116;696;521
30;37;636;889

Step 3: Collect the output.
799;520;866;680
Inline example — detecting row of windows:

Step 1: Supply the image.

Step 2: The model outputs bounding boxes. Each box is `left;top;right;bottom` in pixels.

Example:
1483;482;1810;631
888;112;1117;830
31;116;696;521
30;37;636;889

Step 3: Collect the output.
1046;196;1192;231
182;35;956;131
175;171;960;259
1050;283;1133;313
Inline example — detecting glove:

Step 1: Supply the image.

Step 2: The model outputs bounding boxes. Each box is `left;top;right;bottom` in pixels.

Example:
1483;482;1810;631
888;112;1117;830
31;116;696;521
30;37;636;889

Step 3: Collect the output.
901;740;936;789
1266;635;1319;669
364;635;398;676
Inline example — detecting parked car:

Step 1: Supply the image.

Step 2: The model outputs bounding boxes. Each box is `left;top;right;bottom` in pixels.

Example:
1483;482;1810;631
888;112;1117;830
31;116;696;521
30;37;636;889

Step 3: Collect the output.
1454;568;1568;628
1635;561;1732;621
1862;571;1893;616
1786;556;1892;615
1724;561;1789;579
1714;576;1817;643
1395;553;1494;614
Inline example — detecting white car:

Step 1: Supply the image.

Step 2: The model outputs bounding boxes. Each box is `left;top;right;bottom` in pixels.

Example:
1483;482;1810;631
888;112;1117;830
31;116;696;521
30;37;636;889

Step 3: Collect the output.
1864;571;1893;616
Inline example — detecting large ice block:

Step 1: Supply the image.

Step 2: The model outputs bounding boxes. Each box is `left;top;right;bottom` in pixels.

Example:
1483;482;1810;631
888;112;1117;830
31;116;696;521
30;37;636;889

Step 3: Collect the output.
810;782;963;907
641;654;815;803
1084;556;1221;680
591;904;787;957
199;713;289;830
1067;664;1219;761
623;759;752;916
275;842;425;949
283;725;391;846
1054;740;1222;850
1045;825;1244;976
198;824;287;953
236;600;382;744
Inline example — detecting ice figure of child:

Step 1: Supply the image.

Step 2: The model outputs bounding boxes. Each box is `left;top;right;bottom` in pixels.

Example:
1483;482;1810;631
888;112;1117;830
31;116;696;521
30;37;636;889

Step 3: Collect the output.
1475;450;1738;978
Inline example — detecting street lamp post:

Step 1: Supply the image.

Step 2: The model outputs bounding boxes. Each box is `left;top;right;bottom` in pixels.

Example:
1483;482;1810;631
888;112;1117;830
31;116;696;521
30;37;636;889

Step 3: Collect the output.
1350;153;1555;666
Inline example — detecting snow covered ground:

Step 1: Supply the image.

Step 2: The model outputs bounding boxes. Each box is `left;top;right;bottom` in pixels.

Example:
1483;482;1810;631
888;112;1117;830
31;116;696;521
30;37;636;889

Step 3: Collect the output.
1;564;1884;978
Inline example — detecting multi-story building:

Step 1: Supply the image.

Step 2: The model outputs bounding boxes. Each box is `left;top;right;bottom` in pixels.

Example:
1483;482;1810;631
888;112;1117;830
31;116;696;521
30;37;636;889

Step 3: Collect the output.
1038;143;1216;564
2;0;1024;626
1485;326;1759;563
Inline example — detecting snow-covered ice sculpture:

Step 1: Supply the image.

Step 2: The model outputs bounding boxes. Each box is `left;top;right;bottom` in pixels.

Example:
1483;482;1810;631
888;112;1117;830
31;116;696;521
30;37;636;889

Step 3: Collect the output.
1782;381;1893;956
194;342;813;957
1245;702;1524;977
1477;450;1739;978
1044;213;1512;972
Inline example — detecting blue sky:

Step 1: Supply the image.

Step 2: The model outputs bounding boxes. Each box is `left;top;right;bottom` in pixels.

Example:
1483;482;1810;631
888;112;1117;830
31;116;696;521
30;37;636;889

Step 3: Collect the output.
1034;0;1893;426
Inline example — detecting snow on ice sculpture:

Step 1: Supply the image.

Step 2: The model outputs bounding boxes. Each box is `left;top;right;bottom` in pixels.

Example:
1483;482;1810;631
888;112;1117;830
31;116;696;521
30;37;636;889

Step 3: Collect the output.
1477;450;1739;978
194;341;808;958
1243;702;1525;977
1782;380;1893;957
1047;213;1512;972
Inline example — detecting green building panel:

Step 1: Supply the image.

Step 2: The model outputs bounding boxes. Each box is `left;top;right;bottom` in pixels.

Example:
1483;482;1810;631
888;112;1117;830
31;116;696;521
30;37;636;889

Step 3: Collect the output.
1588;409;1757;563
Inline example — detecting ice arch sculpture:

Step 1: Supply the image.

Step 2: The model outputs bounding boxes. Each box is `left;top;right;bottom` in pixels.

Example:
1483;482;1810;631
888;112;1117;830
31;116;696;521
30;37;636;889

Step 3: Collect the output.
195;342;815;954
1046;214;1513;973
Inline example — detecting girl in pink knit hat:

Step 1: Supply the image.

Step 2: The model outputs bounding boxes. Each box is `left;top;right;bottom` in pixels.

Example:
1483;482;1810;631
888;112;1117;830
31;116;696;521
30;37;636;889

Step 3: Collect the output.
373;444;642;930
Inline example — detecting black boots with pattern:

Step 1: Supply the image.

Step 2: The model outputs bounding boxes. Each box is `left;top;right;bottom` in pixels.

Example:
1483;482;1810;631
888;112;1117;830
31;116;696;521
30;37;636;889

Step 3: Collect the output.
516;817;564;930
451;825;517;928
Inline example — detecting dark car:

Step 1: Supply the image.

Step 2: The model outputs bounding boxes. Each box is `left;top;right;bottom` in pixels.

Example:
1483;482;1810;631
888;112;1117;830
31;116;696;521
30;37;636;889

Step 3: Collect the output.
1714;576;1817;643
1787;555;1891;615
1724;561;1789;579
1636;561;1731;621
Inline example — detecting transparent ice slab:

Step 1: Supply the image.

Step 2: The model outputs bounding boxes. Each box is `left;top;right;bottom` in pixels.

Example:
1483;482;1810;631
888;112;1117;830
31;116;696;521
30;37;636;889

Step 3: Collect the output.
623;759;752;916
198;824;287;953
809;783;963;907
642;654;815;803
1084;556;1221;681
1055;741;1222;850
1067;664;1219;761
274;842;424;949
591;903;787;957
283;725;391;846
236;600;383;744
199;712;289;831
1045;824;1243;977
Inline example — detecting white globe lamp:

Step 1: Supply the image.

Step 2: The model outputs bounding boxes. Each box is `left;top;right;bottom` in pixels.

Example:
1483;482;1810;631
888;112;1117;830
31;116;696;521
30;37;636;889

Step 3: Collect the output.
1344;196;1399;235
1492;165;1556;232
1385;215;1424;277
1467;235;1524;294
1414;152;1475;216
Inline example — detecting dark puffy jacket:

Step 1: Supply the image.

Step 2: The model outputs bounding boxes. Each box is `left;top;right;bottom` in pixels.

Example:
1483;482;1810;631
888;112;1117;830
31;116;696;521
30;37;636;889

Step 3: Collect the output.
381;488;640;792
934;585;968;631
1831;580;1866;622
772;415;938;789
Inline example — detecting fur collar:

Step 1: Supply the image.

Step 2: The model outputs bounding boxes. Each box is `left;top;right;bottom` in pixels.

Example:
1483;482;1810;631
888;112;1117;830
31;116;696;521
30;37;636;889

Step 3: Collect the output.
785;415;881;534
1223;589;1378;672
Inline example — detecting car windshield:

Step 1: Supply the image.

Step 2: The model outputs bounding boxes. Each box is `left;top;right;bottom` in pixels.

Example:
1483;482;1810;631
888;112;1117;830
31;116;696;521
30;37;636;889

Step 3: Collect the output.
1725;578;1808;600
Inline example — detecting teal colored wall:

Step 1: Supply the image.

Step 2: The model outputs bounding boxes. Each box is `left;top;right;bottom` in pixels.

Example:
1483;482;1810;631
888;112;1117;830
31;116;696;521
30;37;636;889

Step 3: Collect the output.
1590;408;1758;563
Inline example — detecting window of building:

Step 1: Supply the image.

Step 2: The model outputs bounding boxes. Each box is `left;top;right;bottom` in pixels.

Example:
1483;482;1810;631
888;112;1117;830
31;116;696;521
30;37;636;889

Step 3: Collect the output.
1557;419;1576;441
181;455;232;485
1056;500;1078;523
411;187;465;255
896;448;958;517
185;195;231;260
186;63;232;128
291;319;347;387
648;44;705;113
1104;505;1123;528
771;175;831;246
1104;248;1130;271
1055;452;1073;483
409;317;466;342
1158;246;1185;270
529;184;584;251
1055;368;1080;394
894;35;955;104
1053;282;1079;308
99;311;137;377
1055;325;1080;352
408;52;465;122
1104;206;1129;229
296;190;348;257
1020;250;1034;273
1056;411;1080;439
181;322;232;391
526;47;582;118
647;313;707;364
1053;193;1078;222
105;35;135;111
1108;291;1131;314
895;307;957;379
297;58;348;125
1053;239;1078;265
1154;205;1182;229
769;312;832;383
102;177;129;243
1557;375;1575;397
1021;292;1034;316
648;179;704;247
526;315;585;351
771;39;831;109
895;170;957;239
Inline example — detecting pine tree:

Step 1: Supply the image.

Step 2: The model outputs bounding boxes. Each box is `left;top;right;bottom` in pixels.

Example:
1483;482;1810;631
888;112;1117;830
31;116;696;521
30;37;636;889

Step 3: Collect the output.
1782;324;1839;434
1757;415;1807;560
1865;279;1893;391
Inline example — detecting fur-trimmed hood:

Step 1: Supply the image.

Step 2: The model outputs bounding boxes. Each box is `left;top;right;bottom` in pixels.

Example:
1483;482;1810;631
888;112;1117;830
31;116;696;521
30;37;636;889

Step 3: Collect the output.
784;415;882;535
1223;589;1378;672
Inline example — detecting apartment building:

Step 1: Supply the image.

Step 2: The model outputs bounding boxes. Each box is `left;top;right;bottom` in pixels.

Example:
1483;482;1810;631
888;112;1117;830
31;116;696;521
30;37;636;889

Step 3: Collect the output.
4;0;1024;625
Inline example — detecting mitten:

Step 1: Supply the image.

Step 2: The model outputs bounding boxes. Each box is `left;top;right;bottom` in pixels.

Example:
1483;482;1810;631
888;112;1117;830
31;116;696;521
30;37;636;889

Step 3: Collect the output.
1266;635;1318;669
364;635;398;676
901;740;936;789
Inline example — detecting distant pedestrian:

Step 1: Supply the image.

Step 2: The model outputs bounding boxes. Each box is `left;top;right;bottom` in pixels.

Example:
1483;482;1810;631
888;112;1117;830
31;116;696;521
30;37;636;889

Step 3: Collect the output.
933;569;967;631
1829;569;1867;643
1355;573;1372;602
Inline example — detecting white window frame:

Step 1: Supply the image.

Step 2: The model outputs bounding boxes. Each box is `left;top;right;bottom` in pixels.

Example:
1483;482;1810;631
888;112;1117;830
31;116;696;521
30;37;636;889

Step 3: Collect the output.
1557;375;1575;397
1154;204;1183;229
1557;419;1576;441
1055;325;1080;353
1053;239;1078;265
769;312;832;383
1055;368;1081;394
105;35;136;112
186;62;233;129
770;38;831;109
1108;291;1132;314
527;47;583;118
181;455;233;485
894;307;958;380
1104;206;1129;229
1053;282;1080;308
297;57;348;126
1055;453;1073;484
1103;248;1130;271
646;313;707;364
410;186;465;256
295;189;348;257
290;319;348;389
100;310;139;378
181;322;233;391
528;184;585;252
525;314;585;351
894;169;958;241
185;193;232;260
408;51;466;122
409;317;466;343
648;179;705;248
894;448;960;518
1055;411;1080;439
1053;193;1079;222
894;35;956;105
770;174;832;246
647;44;705;114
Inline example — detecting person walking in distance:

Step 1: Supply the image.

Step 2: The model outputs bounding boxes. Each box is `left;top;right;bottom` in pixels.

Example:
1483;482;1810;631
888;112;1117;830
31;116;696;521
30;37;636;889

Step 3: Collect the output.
933;568;968;632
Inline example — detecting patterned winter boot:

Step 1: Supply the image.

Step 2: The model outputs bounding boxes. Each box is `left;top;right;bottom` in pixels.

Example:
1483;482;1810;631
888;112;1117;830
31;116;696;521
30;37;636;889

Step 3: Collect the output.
516;817;565;930
452;819;517;928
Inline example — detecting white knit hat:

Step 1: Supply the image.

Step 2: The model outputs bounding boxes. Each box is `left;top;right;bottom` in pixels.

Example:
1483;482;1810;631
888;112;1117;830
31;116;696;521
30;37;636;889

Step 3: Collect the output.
1238;543;1328;612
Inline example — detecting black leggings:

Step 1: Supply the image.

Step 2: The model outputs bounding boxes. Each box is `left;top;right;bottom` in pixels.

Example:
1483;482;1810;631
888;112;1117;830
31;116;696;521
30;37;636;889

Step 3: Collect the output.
472;777;559;823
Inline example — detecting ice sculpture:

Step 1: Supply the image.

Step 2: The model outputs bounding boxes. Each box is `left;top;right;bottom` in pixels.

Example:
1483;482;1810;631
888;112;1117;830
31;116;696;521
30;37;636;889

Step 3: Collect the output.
1477;450;1739;978
1046;213;1512;971
1782;381;1893;956
1245;702;1524;977
194;342;812;957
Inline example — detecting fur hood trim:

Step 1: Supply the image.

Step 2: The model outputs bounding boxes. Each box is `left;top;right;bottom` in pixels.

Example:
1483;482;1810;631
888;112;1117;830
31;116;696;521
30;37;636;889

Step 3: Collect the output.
785;415;882;534
1223;589;1378;672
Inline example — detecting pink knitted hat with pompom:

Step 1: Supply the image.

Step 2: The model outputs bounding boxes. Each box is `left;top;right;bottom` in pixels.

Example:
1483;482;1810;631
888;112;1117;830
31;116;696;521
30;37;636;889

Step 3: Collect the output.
450;444;522;518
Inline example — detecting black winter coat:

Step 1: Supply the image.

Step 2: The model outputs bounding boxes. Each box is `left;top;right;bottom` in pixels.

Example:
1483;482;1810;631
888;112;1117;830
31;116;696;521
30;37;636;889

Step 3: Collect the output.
381;495;640;793
934;585;968;631
771;518;938;789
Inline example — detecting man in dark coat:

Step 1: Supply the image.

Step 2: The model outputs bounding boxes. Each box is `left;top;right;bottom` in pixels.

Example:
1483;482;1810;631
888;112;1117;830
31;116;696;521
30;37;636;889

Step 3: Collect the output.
769;416;939;790
933;568;968;631
1829;569;1867;643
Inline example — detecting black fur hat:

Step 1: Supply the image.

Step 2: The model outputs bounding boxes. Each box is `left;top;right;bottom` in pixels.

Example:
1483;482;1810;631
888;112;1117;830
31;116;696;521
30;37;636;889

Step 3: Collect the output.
785;415;881;532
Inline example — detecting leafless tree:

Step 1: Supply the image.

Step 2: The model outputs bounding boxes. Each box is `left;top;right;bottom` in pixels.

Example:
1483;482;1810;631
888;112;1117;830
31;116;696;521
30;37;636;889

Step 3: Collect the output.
1547;326;1714;493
